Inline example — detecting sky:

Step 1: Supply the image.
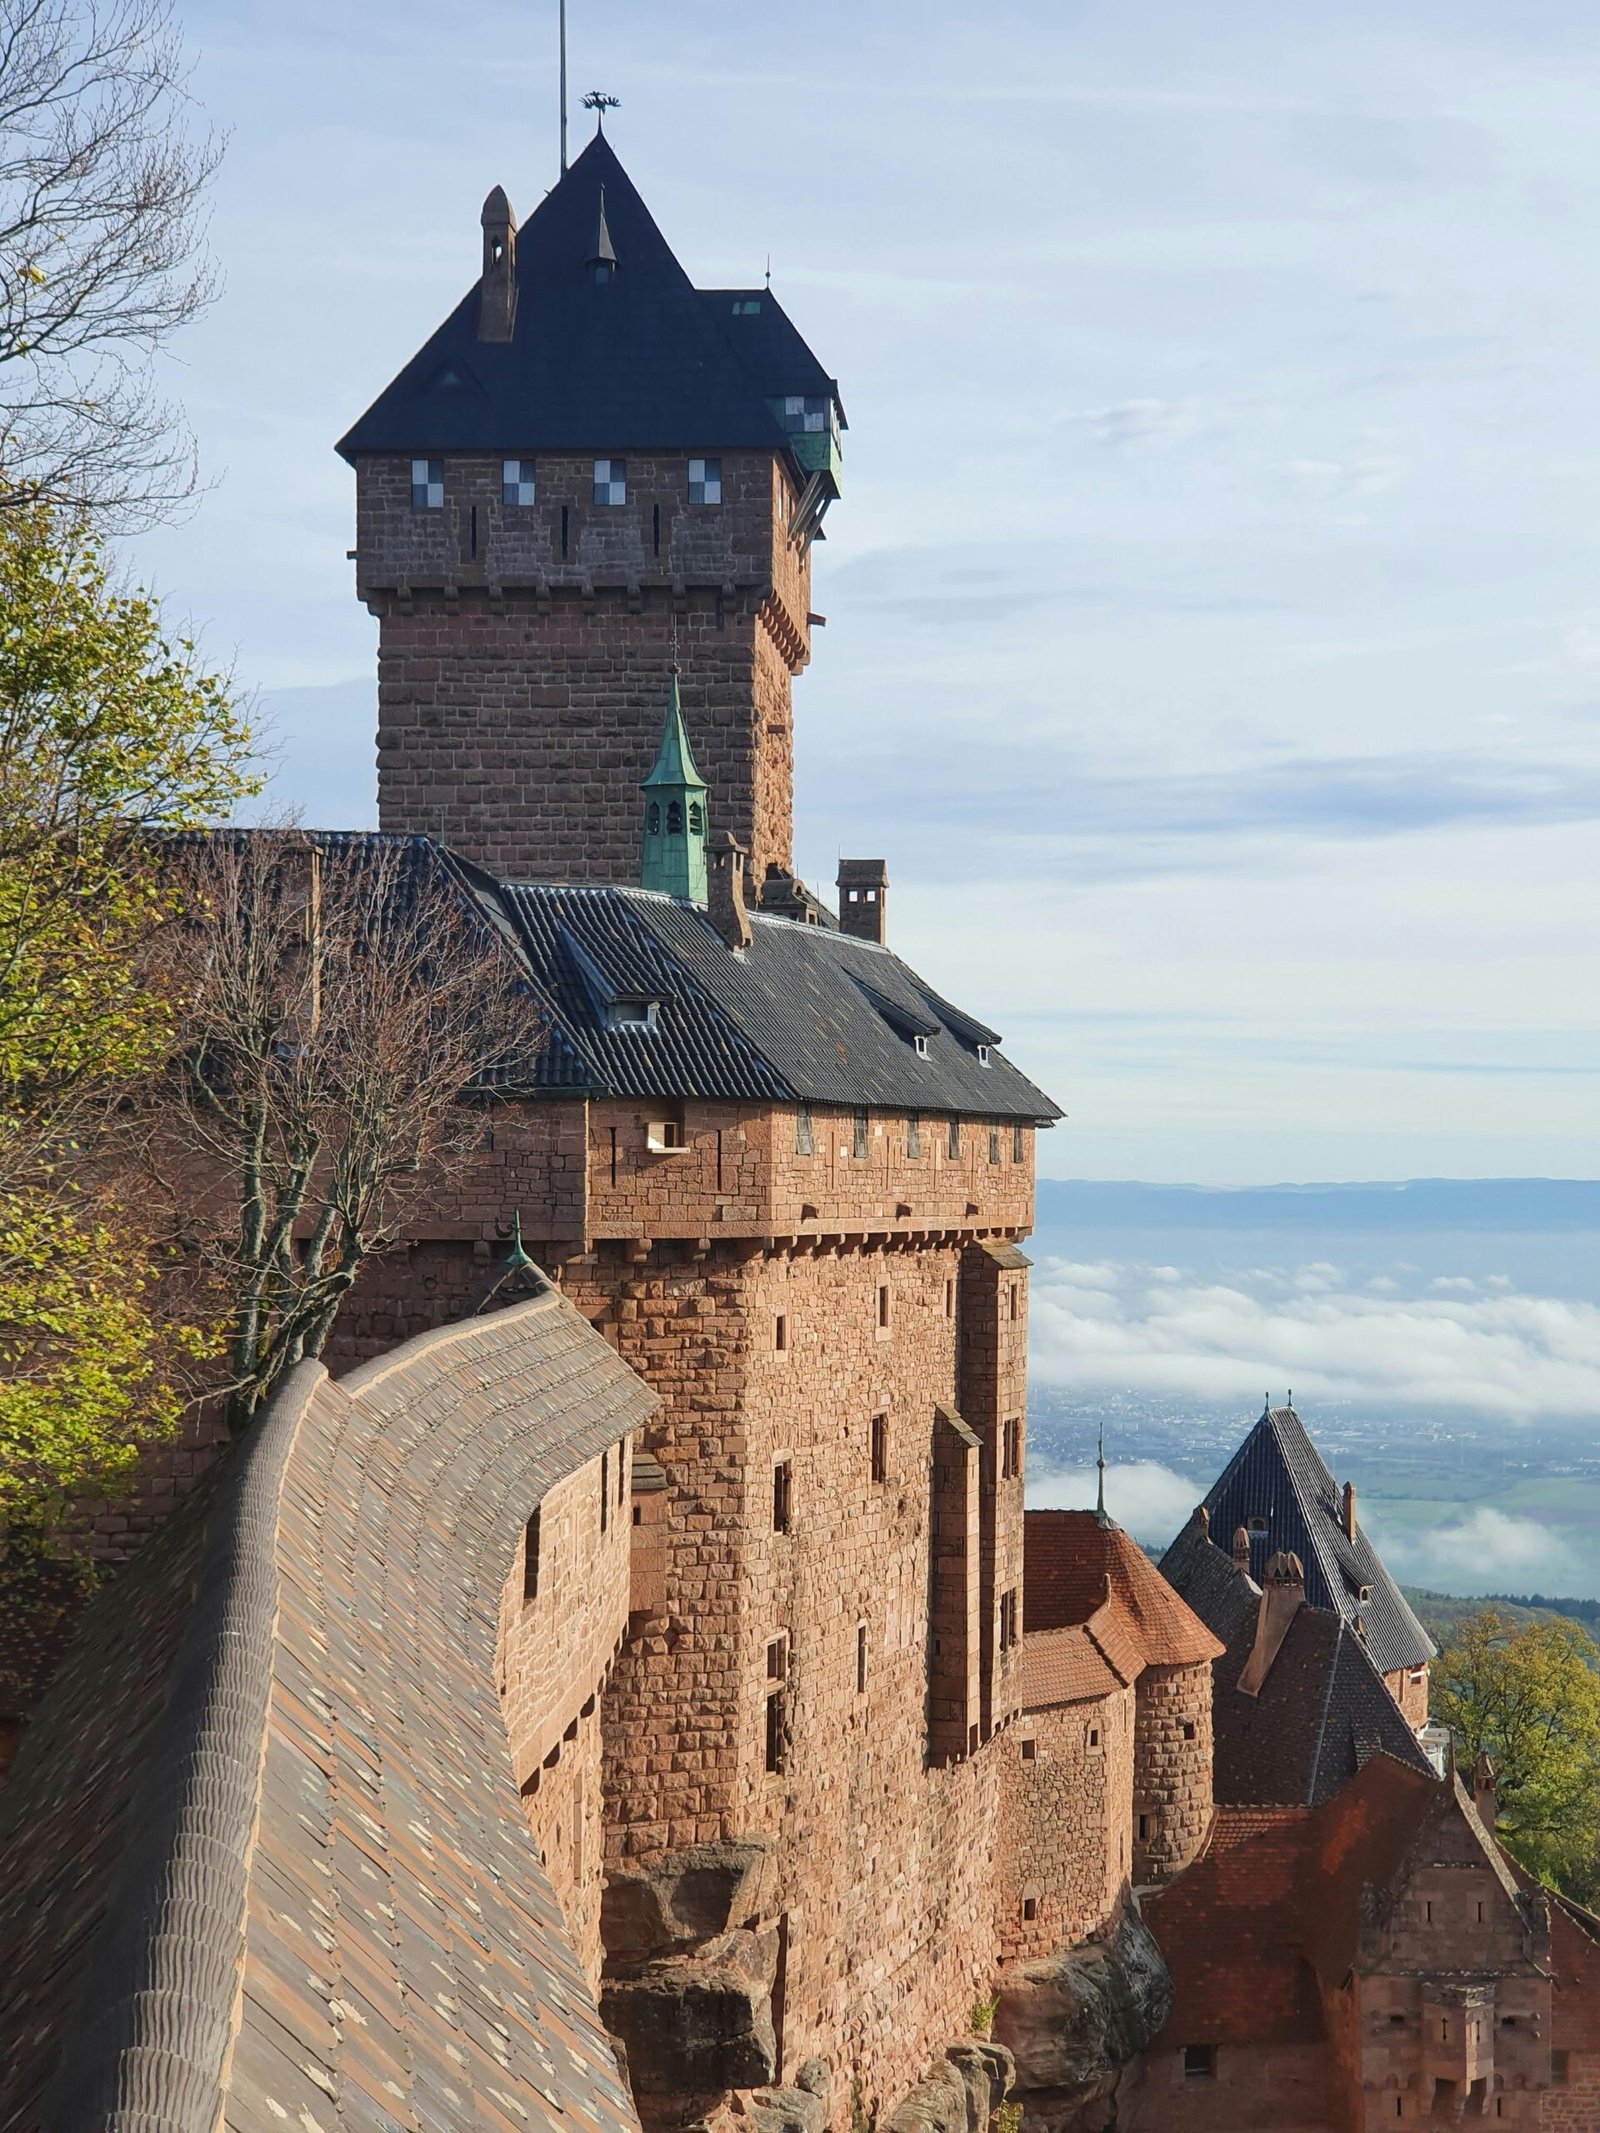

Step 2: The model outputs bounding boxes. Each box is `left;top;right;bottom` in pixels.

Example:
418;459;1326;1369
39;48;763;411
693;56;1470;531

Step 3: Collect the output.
127;0;1600;1185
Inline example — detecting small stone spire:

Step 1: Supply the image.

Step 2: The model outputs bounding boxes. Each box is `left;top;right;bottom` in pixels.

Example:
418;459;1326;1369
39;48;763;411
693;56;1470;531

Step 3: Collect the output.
639;669;709;903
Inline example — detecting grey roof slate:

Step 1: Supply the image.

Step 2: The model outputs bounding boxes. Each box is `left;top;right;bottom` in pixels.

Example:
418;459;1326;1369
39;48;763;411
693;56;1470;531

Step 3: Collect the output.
1163;1406;1433;1675
338;137;840;460
0;1290;655;2133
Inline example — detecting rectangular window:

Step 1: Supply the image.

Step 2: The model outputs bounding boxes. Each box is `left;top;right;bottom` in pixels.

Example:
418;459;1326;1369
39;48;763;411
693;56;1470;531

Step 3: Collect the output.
856;1622;868;1695
989;1124;1000;1165
1182;2046;1216;2081
1182;1720;1196;1742
1088;1726;1100;1748
688;455;722;504
796;1101;813;1156
522;1506;541;1604
411;458;443;509
948;1116;960;1159
618;1441;627;1504
1008;1283;1020;1322
600;1450;609;1533
853;1106;869;1159
774;1313;788;1352
944;1277;956;1318
1013;1122;1024;1162
502;457;536;505
999;1588;1018;1651
1138;1813;1151;1842
906;1111;921;1159
1002;1417;1021;1480
784;393;829;435
877;1283;891;1333
1020;1736;1037;1762
765;1636;788;1774
593;457;627;505
870;1413;887;1484
1021;1895;1037;1922
773;1460;792;1533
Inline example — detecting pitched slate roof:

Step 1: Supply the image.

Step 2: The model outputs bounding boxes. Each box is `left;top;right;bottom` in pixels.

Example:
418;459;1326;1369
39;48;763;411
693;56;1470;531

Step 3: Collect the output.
477;876;1061;1119
1164;1406;1433;1675
1022;1510;1222;1669
0;1291;655;2133
338;137;840;460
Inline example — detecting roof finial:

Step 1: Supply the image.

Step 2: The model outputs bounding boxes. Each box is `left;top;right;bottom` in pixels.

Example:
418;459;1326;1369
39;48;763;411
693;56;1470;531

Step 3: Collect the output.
583;88;620;134
1095;1425;1108;1526
765;252;772;289
558;0;568;174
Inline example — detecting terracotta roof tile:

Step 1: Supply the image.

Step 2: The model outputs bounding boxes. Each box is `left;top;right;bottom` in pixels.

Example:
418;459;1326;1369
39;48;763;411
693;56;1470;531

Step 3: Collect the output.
1017;1622;1129;1709
1024;1510;1222;1671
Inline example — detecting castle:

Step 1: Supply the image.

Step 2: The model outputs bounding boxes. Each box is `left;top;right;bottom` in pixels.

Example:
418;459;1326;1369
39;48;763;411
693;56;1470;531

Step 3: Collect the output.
2;131;1598;2133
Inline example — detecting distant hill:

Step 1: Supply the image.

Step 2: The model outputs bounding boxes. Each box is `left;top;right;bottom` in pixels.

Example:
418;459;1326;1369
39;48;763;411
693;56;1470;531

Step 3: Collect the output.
1403;1587;1600;1646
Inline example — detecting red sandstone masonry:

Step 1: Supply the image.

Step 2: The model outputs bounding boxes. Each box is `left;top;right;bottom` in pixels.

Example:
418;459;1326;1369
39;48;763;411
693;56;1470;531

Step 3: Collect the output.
1131;1662;1213;1885
998;1689;1134;1963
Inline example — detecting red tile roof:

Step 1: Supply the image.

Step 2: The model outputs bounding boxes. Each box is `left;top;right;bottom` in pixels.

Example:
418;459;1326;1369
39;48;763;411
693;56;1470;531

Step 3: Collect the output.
1024;1510;1223;1671
1018;1621;1130;1709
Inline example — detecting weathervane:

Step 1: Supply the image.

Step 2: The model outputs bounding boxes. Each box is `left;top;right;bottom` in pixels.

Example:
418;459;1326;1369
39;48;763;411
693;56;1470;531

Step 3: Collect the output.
583;89;621;133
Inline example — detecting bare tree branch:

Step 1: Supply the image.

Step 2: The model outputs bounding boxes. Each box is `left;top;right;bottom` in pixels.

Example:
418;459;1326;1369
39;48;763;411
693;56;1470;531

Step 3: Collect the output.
148;836;549;1432
0;0;222;528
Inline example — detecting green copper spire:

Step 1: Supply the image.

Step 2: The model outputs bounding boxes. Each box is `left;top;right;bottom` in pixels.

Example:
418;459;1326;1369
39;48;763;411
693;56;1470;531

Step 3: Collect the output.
639;668;709;902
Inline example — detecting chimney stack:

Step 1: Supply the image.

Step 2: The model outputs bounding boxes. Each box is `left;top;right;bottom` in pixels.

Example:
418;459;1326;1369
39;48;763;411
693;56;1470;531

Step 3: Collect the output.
1232;1524;1252;1575
1342;1481;1357;1543
708;832;752;951
1237;1551;1305;1698
1473;1752;1497;1832
479;186;517;342
837;859;888;944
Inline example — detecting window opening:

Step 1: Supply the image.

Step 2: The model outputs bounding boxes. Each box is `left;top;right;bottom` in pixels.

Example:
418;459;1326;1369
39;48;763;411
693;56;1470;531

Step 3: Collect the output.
561;504;569;557
773;1461;792;1533
1001;1416;1021;1480
1013;1123;1024;1162
469;503;478;558
853;1106;869;1159
689;801;703;834
647;801;660;834
999;1588;1018;1651
944;1277;956;1318
1088;1726;1100;1748
907;1111;921;1158
1182;2046;1215;2081
774;1313;788;1352
600;1450;609;1533
877;1284;891;1332
667;800;683;835
765;1638;788;1774
411;458;444;509
652;501;660;554
989;1124;1000;1164
783;394;830;435
502;458;536;506
914;1034;929;1058
594;457;626;505
1137;1813;1150;1842
523;1506;541;1604
1182;1721;1196;1741
948;1116;961;1159
795;1102;814;1156
1021;1895;1037;1922
1020;1736;1037;1762
617;1444;626;1505
1008;1283;1020;1322
870;1413;888;1484
689;455;722;504
856;1623;867;1695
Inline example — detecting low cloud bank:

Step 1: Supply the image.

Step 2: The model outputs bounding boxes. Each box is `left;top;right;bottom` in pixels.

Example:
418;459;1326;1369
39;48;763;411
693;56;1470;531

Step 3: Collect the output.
1031;1257;1600;1422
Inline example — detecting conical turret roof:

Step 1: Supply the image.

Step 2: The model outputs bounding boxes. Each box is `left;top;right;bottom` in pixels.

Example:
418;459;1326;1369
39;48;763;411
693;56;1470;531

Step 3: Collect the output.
642;670;707;794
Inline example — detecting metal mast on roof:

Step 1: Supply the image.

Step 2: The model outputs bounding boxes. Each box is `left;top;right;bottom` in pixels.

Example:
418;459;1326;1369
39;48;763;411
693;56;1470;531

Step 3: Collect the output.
1095;1426;1108;1525
559;0;568;173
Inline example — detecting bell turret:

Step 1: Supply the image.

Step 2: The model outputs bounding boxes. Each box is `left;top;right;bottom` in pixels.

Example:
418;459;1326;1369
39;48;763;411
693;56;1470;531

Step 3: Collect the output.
640;670;709;903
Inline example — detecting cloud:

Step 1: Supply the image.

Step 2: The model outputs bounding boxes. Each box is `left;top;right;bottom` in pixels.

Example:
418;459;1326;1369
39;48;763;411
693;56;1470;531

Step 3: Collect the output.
1030;1255;1600;1421
1369;1506;1583;1594
1029;1459;1202;1544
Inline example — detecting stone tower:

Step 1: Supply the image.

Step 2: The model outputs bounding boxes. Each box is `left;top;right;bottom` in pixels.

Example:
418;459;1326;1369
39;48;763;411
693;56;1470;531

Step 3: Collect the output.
338;133;843;886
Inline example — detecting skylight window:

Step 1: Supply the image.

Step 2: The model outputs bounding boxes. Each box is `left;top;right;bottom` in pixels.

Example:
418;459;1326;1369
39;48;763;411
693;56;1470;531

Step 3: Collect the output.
689;456;721;505
502;458;536;506
594;457;627;505
411;458;443;509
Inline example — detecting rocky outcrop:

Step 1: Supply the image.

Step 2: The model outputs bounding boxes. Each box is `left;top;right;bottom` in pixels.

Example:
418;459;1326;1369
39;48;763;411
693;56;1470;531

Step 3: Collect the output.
602;1840;776;1967
885;2041;1015;2133
602;1924;780;2103
994;1906;1170;2110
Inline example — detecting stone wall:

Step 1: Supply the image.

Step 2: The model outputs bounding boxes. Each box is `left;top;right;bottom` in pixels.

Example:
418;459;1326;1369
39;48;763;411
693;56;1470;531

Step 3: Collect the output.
1385;1663;1430;1729
355;449;812;884
1131;1663;1213;1884
998;1689;1134;1963
1124;2040;1332;2132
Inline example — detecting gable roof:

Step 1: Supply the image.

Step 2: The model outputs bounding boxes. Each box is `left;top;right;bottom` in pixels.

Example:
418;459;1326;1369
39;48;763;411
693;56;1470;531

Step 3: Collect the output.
338;137;840;460
0;1292;654;2133
1022;1510;1222;1671
478;875;1061;1118
1018;1621;1131;1710
1167;1406;1433;1674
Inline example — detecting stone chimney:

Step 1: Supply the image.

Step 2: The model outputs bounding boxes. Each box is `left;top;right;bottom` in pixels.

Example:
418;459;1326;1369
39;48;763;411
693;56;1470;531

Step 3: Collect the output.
1342;1481;1357;1543
708;832;752;951
1473;1752;1497;1832
837;859;888;944
479;186;517;342
1232;1524;1253;1575
1237;1551;1305;1698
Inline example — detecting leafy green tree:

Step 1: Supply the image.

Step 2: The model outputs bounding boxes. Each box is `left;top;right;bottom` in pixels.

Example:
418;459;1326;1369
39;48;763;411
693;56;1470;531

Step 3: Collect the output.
1434;1606;1600;1899
0;495;254;1527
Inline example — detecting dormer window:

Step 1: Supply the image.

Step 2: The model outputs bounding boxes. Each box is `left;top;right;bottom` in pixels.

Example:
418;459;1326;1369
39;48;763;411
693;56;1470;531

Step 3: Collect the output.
604;998;658;1032
591;259;612;284
411;459;444;509
594;458;626;505
689;456;721;505
913;1034;929;1058
977;1044;991;1067
502;459;536;506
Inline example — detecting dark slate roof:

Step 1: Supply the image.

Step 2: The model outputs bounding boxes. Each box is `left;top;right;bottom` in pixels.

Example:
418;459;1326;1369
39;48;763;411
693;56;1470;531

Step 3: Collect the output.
0;1291;655;2133
339;136;840;459
1165;1406;1433;1674
477;877;1061;1118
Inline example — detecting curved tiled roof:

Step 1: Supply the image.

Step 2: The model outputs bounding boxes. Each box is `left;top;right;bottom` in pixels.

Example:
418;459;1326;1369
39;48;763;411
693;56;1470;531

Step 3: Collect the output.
1018;1620;1131;1710
1022;1511;1222;1671
1167;1407;1433;1675
0;1292;656;2133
